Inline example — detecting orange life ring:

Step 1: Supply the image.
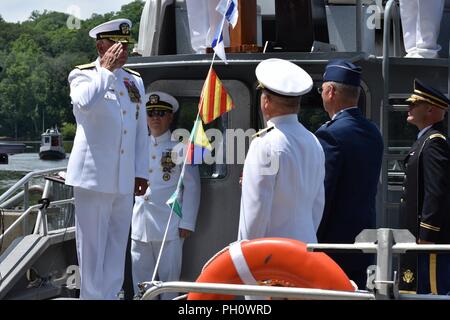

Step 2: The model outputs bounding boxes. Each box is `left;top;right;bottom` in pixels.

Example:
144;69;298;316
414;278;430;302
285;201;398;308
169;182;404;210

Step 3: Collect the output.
187;237;355;300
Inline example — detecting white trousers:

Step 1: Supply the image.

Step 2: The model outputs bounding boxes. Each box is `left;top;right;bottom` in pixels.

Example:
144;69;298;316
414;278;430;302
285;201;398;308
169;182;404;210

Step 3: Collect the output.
74;187;133;300
400;0;444;58
131;238;183;300
185;0;230;53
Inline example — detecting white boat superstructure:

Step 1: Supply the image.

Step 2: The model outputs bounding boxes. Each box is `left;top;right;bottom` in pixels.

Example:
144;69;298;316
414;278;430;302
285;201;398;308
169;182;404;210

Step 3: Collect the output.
39;128;66;161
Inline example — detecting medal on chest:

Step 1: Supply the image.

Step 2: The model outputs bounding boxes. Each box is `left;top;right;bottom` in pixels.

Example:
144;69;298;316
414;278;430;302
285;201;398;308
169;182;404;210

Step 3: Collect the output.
161;149;176;181
123;78;141;104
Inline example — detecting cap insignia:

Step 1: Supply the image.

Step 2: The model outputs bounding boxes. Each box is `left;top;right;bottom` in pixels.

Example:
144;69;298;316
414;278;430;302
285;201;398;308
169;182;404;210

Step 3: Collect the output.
120;23;130;35
150;94;160;105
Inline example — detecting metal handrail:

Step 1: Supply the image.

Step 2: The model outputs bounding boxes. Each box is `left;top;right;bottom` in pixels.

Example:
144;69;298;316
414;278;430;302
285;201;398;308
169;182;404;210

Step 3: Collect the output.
356;0;362;52
381;0;400;230
307;243;450;253
0;198;74;243
308;229;450;299
382;0;401;106
0;167;66;207
141;281;375;300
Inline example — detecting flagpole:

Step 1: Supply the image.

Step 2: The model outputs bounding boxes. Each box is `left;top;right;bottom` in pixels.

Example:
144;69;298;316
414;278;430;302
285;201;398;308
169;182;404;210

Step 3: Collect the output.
150;70;213;286
149;0;232;288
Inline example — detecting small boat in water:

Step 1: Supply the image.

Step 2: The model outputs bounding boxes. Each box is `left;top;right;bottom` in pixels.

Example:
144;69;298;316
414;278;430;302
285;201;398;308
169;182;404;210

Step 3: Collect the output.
39;128;66;160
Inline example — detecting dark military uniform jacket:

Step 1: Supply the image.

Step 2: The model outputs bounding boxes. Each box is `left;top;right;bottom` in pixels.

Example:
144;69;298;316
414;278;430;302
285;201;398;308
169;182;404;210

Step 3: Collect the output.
315;107;384;289
400;121;450;243
399;121;450;293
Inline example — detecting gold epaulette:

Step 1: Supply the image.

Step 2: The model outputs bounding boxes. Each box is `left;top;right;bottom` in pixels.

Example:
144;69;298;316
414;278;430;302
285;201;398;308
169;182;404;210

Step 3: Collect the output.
123;67;141;77
75;63;95;70
429;133;447;141
252;126;274;139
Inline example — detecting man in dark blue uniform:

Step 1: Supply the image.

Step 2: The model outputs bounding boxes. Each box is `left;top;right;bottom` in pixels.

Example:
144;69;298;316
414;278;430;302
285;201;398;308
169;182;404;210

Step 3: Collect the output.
315;60;384;289
399;79;450;295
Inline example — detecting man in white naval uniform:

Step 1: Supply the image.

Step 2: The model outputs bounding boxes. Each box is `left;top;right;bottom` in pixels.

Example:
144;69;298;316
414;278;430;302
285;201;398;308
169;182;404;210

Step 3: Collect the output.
66;19;149;299
399;0;444;58
238;58;325;244
131;92;201;300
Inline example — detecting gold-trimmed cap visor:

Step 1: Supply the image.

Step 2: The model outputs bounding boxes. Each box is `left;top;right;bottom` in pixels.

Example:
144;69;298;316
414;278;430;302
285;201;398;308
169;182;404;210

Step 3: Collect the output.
406;79;449;110
98;35;134;44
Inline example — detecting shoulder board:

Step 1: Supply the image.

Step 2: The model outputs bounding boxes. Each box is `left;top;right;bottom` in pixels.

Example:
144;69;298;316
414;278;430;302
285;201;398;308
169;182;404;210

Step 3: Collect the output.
122;67;141;77
428;133;447;141
252;126;274;139
75;63;95;70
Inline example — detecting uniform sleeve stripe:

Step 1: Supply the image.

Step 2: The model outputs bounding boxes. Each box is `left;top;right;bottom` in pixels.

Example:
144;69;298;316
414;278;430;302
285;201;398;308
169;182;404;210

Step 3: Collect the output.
420;222;441;232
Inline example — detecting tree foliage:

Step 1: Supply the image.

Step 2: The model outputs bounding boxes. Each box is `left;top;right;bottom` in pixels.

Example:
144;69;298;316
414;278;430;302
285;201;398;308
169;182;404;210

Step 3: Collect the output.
0;0;145;139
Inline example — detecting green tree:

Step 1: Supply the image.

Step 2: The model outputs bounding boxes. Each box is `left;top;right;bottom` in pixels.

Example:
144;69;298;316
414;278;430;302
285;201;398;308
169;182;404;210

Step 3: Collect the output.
0;1;146;140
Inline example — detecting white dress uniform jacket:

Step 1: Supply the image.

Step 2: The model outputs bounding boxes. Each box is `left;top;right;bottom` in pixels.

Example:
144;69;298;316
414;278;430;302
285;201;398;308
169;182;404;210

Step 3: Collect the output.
66;58;149;194
238;114;325;243
132;130;201;242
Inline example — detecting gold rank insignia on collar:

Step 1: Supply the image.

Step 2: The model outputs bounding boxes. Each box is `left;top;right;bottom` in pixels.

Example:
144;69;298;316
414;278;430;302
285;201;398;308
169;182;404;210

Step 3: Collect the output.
252;126;274;139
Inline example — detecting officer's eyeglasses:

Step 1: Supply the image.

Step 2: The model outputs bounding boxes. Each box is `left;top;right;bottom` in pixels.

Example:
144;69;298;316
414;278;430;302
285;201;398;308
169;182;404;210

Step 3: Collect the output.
147;110;169;118
317;84;335;95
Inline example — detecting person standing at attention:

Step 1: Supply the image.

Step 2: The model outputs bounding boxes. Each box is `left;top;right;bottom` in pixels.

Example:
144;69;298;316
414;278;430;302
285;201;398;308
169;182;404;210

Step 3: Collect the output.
131;92;201;300
238;58;325;244
315;60;383;289
399;79;450;295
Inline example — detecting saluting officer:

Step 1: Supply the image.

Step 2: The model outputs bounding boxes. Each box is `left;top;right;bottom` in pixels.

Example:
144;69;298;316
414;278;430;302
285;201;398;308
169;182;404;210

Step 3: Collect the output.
399;79;450;295
131;92;201;300
66;19;149;299
238;58;325;243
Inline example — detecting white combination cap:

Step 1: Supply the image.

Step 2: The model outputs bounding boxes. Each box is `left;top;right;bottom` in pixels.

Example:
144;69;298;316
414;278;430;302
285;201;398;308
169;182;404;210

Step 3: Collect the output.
255;58;313;97
89;18;133;43
145;91;179;113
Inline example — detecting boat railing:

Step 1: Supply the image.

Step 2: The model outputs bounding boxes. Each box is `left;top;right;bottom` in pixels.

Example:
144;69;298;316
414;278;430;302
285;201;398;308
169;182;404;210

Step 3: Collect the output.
309;229;450;300
0;167;67;207
0;167;74;252
140;281;375;300
140;229;450;300
0;198;74;245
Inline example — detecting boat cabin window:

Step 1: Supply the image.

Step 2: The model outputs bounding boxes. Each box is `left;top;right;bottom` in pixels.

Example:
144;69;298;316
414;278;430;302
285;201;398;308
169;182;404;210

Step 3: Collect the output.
147;79;253;180
44;137;50;144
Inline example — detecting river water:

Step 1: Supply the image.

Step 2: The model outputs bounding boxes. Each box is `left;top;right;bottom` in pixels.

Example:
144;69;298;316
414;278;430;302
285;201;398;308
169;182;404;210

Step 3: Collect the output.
0;153;69;194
